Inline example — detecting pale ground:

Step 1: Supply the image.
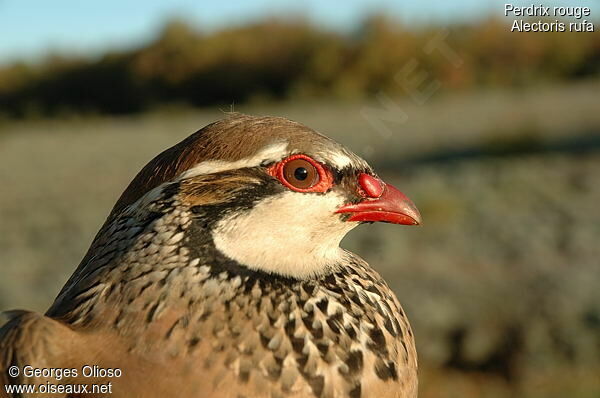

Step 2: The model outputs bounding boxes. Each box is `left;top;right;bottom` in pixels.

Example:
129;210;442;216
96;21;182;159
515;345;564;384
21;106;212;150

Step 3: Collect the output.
1;81;599;397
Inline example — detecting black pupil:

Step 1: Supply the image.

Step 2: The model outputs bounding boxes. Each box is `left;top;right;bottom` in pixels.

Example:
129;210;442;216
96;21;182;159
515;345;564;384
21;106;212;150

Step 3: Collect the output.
294;167;308;181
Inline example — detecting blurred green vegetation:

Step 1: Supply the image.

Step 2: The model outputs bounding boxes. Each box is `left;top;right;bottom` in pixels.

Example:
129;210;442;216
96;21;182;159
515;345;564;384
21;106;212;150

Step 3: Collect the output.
1;14;599;398
0;16;599;117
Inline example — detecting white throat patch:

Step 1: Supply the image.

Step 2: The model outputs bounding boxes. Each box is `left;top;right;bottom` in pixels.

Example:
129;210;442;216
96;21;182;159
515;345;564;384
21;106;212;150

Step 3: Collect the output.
211;191;357;278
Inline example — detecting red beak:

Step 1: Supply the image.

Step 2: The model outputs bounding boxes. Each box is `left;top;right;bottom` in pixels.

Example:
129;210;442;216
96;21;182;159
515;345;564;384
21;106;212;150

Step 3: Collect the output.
336;173;421;225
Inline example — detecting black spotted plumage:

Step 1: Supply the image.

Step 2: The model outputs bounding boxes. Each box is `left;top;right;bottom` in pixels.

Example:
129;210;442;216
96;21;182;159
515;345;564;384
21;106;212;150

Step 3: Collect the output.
1;114;419;398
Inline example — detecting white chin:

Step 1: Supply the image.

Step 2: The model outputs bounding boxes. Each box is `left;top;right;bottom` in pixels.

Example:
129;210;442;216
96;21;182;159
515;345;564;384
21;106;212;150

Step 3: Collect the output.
211;191;357;278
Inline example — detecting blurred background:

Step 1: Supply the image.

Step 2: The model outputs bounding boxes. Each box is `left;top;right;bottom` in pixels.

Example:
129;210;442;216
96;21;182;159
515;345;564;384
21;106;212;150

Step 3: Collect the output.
1;1;599;397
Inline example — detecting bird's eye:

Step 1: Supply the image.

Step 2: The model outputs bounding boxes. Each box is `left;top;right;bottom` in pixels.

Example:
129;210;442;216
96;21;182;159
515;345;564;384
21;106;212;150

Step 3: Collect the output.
283;159;317;189
295;167;308;180
268;154;334;193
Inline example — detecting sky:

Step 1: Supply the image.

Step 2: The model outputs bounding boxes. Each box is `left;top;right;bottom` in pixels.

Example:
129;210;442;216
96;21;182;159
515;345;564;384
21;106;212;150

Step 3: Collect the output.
0;0;596;63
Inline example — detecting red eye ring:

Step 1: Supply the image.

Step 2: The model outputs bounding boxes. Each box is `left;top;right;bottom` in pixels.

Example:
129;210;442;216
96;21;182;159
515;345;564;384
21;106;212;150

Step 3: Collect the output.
268;154;334;193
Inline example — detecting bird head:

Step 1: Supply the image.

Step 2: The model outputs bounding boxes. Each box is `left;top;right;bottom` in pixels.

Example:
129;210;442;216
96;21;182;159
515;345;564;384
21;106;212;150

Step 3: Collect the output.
110;115;420;279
